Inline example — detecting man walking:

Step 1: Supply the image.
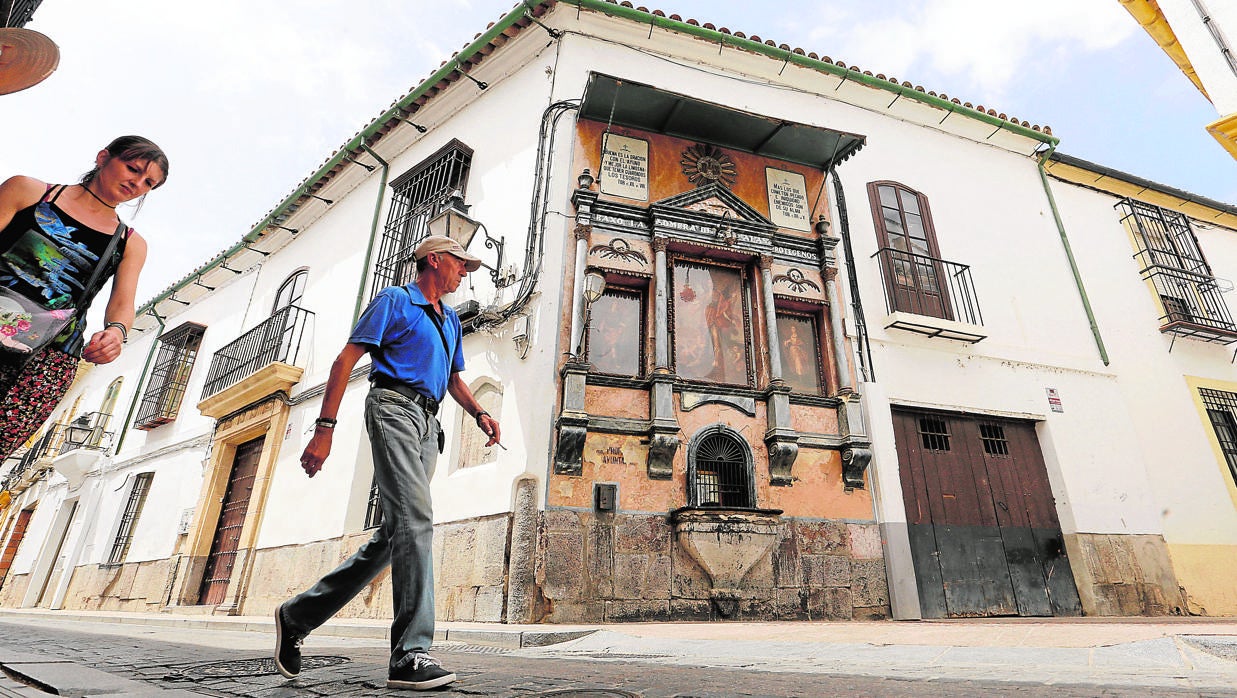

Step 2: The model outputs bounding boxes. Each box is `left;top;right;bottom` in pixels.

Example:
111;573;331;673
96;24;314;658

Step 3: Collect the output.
274;235;501;691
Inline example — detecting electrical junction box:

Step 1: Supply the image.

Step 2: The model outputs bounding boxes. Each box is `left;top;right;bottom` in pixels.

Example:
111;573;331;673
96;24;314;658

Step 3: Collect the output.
594;483;617;512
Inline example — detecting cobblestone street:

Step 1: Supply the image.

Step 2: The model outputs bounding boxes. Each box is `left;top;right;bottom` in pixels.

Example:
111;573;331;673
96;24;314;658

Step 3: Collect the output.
0;617;1234;697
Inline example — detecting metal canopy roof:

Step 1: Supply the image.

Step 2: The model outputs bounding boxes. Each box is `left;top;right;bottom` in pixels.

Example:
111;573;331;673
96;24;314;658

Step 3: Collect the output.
580;73;866;170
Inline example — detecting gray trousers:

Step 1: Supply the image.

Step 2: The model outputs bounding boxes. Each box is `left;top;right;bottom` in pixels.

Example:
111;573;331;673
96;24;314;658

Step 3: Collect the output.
282;387;440;670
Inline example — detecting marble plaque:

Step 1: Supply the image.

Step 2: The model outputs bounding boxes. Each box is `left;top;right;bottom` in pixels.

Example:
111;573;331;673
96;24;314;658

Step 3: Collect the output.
601;134;649;201
766;168;810;231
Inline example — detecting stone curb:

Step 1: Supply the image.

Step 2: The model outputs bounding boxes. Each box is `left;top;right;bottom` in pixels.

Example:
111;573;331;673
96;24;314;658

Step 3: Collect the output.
0;609;594;650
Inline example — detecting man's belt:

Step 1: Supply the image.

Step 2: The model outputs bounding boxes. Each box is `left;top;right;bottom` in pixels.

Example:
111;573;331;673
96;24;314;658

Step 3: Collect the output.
371;375;440;416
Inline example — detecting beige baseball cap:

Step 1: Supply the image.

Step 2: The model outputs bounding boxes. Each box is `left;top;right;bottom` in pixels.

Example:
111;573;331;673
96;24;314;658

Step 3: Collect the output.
414;235;483;272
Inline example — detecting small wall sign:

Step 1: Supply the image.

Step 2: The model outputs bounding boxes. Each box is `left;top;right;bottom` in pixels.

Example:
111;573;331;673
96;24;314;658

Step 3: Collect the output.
600;134;649;201
766;168;810;231
1046;388;1064;413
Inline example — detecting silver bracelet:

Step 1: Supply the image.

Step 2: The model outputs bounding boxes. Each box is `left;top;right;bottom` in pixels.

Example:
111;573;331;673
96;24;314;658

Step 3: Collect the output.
104;321;129;343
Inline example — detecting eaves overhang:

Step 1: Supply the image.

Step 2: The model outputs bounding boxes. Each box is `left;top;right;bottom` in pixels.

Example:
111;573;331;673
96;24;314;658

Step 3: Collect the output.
580;73;865;170
1045;151;1237;228
132;0;1059;334
133;1;558;332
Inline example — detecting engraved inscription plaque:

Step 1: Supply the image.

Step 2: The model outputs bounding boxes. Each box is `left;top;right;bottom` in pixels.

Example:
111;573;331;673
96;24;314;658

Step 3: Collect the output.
766;168;810;231
601;134;650;201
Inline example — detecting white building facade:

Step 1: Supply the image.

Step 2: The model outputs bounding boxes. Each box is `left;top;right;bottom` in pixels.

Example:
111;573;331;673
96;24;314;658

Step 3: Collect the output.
1;0;1234;622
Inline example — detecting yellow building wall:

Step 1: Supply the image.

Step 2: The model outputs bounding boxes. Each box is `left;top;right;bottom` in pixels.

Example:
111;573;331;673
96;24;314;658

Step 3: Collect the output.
1175;376;1237;615
1167;543;1237;615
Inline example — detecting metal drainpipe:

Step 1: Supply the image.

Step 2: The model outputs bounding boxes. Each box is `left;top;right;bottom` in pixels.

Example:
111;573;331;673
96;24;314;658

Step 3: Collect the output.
829;166;874;382
353;143;390;324
114;310;166;452
1036;146;1110;365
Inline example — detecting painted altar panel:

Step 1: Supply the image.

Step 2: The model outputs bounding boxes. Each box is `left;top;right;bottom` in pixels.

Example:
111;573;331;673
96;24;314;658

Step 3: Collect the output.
672;261;750;385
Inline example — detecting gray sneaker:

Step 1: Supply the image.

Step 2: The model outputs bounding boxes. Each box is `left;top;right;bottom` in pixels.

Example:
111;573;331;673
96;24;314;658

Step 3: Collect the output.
386;652;457;690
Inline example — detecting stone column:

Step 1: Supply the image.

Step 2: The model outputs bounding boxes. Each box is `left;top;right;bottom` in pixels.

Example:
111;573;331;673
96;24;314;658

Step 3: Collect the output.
505;476;540;623
816;232;871;488
824;266;854;394
760;255;798;486
554;224;593;475
652;236;670;371
648;236;678;479
759;256;784;383
568;224;592;360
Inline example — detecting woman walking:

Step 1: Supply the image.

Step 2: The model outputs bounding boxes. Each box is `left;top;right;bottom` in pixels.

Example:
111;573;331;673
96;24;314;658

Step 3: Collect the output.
0;135;169;461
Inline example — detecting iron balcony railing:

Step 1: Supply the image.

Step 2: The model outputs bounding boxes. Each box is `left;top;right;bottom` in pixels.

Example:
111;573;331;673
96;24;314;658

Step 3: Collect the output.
872;247;983;326
201;305;314;400
1119;197;1237;343
1133;253;1237;343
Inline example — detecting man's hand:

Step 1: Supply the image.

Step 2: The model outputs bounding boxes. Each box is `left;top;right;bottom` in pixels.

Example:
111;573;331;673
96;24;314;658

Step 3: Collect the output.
301;428;333;477
81;326;124;364
478;413;501;447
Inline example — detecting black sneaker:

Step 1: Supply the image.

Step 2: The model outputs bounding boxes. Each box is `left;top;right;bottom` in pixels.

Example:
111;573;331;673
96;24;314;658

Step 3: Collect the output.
386;653;457;690
274;603;304;678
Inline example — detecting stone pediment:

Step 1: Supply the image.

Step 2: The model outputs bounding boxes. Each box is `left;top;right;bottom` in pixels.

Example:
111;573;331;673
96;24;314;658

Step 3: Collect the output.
652;182;774;230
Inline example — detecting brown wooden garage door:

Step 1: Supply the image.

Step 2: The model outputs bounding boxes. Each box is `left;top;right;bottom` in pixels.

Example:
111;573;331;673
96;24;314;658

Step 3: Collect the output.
893;408;1081;618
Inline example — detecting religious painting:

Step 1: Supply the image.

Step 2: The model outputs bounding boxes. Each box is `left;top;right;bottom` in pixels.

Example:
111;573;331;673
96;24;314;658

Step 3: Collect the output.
587;288;644;376
672;260;750;385
776;312;823;394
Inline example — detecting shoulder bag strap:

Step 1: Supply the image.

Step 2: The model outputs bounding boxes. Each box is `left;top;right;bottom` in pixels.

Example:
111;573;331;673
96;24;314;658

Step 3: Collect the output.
403;286;454;358
78;222;128;304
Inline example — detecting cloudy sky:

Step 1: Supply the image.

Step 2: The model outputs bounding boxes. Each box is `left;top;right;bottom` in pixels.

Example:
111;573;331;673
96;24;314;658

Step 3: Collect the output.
4;0;1234;308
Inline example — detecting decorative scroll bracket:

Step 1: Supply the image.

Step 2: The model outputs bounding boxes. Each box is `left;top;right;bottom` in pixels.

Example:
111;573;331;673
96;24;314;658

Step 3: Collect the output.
840;445;873;490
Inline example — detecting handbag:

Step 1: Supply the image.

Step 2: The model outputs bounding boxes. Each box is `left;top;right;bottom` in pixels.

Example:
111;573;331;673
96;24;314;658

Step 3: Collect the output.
0;191;126;357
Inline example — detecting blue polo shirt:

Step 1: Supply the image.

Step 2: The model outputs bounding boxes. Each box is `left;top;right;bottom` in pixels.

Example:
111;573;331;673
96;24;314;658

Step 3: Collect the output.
350;284;464;401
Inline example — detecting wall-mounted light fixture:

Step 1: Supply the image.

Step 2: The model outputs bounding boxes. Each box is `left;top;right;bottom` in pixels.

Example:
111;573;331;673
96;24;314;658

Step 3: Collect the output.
575;270;607;357
270;224;299;235
426;190;509;288
577;168;595;190
583;270;607;306
64;414;94;449
307;194;333;205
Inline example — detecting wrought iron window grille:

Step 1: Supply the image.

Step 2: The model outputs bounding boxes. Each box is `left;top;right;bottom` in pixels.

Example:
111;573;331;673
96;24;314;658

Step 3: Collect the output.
104;473;153;567
1201;388;1237;488
687;428;755;509
372;140;472;296
135;324;206;430
1119;198;1237;344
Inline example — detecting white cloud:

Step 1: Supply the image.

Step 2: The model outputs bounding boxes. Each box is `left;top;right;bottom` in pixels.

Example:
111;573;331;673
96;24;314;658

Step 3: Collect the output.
801;0;1138;103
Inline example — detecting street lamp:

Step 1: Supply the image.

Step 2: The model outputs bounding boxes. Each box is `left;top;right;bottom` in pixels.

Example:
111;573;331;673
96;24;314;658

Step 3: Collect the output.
64;415;94;450
575;270;608;358
426;191;508;287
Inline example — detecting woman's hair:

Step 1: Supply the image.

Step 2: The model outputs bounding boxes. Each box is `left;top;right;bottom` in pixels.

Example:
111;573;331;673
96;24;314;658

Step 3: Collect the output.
80;135;170;198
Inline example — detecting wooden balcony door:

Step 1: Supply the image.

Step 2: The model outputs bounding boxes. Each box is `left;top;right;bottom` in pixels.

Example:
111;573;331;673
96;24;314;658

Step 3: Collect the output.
869;182;952;320
198;437;263;606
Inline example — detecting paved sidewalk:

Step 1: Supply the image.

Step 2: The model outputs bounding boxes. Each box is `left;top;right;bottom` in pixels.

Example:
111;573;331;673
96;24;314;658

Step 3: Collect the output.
0;608;1234;695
